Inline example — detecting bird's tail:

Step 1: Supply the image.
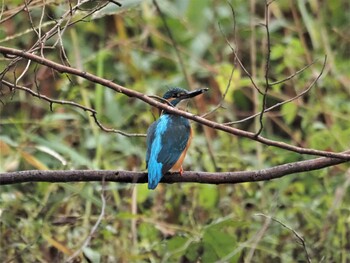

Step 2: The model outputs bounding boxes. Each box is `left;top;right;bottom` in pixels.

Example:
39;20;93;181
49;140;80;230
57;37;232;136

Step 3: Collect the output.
147;162;163;189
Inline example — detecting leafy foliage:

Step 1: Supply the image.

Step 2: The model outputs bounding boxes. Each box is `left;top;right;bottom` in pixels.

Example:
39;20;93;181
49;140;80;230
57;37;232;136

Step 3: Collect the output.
1;0;349;262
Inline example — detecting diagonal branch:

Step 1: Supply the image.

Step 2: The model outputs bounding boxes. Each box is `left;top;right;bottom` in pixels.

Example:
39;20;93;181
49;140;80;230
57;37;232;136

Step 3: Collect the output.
0;46;349;160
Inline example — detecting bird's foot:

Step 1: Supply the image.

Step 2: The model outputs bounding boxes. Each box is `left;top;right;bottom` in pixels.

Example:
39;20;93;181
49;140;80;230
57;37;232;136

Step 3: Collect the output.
179;166;184;176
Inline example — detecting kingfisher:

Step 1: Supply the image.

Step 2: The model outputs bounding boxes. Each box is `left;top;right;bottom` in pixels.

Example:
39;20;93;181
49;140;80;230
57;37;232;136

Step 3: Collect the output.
146;87;208;189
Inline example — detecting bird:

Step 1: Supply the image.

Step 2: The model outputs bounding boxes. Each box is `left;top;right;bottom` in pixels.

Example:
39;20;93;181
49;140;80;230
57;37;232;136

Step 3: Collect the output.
146;87;208;189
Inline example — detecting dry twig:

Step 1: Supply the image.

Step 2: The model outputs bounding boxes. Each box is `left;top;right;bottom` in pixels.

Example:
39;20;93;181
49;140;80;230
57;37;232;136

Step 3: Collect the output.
256;213;312;263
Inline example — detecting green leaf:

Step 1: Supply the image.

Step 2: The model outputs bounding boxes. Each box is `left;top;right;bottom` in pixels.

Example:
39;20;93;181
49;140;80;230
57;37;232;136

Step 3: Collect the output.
185;242;202;262
281;102;298;124
83;247;101;263
202;225;238;262
136;184;150;203
214;63;239;103
198;184;218;209
167;236;188;252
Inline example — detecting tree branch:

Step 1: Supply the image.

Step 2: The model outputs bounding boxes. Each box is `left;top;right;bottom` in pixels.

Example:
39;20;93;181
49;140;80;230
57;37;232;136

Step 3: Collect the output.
1;46;349;160
0;153;348;185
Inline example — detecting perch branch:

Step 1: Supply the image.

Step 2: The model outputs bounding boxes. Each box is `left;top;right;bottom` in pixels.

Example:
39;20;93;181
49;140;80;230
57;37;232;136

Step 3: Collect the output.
0;152;349;185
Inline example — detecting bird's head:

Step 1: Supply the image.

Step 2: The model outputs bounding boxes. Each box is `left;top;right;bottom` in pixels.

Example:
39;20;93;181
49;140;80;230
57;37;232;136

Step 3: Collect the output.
163;87;208;106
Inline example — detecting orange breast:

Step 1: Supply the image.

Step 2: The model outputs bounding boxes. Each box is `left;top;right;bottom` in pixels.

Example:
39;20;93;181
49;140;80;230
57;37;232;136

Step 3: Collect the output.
170;127;193;172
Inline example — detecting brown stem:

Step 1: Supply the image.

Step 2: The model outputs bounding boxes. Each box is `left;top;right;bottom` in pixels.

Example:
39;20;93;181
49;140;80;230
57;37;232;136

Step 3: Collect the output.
0;46;349;160
0;152;348;185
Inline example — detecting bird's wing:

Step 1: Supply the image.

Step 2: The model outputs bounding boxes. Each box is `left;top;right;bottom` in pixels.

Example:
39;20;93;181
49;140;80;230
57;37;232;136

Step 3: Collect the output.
157;119;191;174
146;120;158;168
146;115;190;189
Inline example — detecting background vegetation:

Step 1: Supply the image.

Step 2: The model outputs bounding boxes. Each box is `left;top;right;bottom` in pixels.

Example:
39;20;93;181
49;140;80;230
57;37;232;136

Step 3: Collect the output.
1;0;349;262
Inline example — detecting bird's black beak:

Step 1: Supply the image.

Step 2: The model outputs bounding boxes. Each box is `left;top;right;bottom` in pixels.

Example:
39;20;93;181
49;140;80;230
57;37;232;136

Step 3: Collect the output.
181;88;208;99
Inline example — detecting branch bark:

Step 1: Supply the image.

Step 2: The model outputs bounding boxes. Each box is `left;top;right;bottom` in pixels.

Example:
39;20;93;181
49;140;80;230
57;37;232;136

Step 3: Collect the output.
1;46;349;161
0;153;348;185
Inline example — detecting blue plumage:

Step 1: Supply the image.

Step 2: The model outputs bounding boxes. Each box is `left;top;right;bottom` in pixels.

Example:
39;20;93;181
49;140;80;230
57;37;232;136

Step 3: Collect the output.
146;115;190;189
146;87;208;189
146;115;171;189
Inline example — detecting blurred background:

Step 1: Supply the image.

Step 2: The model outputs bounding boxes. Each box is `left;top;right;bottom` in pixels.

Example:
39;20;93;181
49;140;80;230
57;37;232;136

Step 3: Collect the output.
0;0;349;262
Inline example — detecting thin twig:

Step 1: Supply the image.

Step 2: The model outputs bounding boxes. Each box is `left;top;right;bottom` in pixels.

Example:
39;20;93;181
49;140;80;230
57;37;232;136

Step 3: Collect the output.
91;113;146;137
2;0;90;69
152;0;190;87
24;0;39;37
201;64;234;118
1;80;146;137
15;59;32;85
0;20;55;44
219;20;263;95
0;0;7;22
37;0;45;40
58;26;72;67
201;18;237;118
0;0;39;25
255;0;273;136
255;213;312;263
245;214;272;262
2;79;96;113
270;59;318;86
224;56;327;125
